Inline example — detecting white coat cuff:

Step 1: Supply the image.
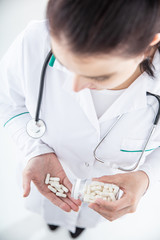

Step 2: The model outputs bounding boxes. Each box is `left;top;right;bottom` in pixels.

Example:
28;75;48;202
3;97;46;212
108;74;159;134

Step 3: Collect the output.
3;113;55;165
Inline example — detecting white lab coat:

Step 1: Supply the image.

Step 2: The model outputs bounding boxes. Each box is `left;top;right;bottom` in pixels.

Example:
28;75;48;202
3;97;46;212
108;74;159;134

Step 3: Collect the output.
0;20;160;233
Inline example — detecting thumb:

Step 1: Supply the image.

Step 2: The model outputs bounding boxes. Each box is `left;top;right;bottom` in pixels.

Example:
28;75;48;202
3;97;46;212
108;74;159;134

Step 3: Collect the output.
22;171;32;197
63;176;72;192
92;173;122;186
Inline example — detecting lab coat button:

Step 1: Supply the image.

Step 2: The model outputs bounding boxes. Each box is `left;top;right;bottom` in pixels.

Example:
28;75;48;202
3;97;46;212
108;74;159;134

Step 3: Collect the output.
84;162;90;167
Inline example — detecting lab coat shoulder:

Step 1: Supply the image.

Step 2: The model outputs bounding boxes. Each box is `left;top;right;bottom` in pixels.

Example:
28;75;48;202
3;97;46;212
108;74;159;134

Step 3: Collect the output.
138;49;160;192
23;19;49;40
21;19;51;60
149;48;160;94
0;19;50;100
0;20;55;164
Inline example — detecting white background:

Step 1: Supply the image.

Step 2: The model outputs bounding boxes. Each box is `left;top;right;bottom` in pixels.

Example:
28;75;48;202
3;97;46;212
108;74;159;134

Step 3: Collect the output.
0;1;160;239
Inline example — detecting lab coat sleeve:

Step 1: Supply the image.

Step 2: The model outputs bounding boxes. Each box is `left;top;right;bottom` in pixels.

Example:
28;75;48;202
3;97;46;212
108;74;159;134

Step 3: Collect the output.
0;23;55;165
138;147;160;194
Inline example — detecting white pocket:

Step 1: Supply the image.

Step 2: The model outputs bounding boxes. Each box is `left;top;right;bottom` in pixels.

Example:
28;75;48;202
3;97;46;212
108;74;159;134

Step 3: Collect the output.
120;138;160;153
119;138;160;167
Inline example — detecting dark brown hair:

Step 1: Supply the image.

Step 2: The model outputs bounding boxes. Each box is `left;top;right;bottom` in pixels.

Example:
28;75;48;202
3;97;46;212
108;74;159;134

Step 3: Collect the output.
46;0;160;78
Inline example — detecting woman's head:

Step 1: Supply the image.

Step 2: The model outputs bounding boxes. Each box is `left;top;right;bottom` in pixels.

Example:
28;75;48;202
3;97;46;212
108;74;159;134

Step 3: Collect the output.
46;0;160;91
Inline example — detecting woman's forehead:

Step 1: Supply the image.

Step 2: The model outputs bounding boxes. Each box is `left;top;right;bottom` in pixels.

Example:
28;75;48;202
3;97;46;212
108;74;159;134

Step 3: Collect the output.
51;36;141;75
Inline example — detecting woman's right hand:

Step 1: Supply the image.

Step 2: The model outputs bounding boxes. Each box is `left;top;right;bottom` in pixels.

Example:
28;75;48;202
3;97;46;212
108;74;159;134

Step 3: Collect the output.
22;152;82;212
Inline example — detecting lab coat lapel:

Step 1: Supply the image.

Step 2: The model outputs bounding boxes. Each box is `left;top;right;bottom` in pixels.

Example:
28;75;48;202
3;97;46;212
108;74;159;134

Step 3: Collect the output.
52;61;99;131
56;48;159;128
61;65;148;129
99;72;148;123
62;77;100;132
98;48;160;122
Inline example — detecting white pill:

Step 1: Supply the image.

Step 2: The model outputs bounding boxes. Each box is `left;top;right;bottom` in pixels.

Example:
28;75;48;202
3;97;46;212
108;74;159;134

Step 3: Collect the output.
108;192;116;201
50;177;60;181
104;184;110;189
108;186;113;192
91;181;105;186
49;181;56;185
61;185;69;193
88;195;95;200
102;192;110;197
48;185;57;193
56;192;67;198
57;188;64;193
45;173;50;184
95;186;102;190
91;186;101;191
90;192;96;196
112;185;119;193
50;182;61;188
55;185;63;191
95;191;103;195
90;186;96;191
95;195;102;199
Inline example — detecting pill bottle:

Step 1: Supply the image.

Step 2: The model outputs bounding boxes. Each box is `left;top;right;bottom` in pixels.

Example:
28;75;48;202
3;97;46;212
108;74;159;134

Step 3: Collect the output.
71;178;121;203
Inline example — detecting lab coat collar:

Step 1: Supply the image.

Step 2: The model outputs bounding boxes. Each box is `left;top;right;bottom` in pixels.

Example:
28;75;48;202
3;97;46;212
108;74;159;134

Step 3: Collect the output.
61;49;160;130
98;73;148;123
62;76;100;132
62;71;148;131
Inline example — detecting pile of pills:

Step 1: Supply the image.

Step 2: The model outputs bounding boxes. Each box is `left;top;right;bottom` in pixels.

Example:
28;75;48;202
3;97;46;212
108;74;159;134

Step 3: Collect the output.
83;181;119;203
45;173;69;198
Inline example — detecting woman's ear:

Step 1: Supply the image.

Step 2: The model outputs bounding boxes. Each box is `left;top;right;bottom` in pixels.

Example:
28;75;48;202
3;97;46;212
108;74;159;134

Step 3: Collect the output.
150;33;160;46
142;34;160;60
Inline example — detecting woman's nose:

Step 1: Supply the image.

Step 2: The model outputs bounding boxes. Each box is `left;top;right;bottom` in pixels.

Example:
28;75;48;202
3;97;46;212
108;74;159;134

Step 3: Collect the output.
72;75;93;92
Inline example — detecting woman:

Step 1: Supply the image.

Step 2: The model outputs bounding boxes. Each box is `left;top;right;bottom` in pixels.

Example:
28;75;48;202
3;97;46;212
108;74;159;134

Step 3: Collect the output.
0;0;160;238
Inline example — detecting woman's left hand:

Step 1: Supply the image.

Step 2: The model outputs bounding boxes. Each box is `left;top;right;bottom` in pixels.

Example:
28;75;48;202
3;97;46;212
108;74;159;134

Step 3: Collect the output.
88;170;149;221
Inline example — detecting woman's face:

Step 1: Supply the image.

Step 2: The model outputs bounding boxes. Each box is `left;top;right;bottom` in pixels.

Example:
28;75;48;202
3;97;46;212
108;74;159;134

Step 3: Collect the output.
51;36;145;91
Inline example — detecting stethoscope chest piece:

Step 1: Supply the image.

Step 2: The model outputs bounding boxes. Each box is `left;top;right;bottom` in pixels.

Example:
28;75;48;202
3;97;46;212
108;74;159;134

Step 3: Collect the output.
26;119;46;139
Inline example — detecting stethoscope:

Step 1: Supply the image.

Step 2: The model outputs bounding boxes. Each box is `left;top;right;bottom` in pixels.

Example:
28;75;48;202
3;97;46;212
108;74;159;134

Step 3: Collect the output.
26;50;160;172
26;50;54;139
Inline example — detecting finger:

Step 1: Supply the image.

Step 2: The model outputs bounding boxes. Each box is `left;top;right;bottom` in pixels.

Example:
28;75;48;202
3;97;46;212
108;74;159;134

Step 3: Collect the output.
22;171;32;197
61;193;80;212
92;174;123;187
93;192;130;212
45;191;72;212
63;176;72;192
88;202;131;221
45;187;79;212
68;192;82;207
35;182;72;212
63;177;82;206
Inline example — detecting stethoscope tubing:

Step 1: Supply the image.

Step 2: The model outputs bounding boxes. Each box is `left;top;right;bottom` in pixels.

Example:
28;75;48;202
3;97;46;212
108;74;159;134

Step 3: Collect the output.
35;50;53;122
94;92;160;171
146;91;160;125
27;50;160;172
